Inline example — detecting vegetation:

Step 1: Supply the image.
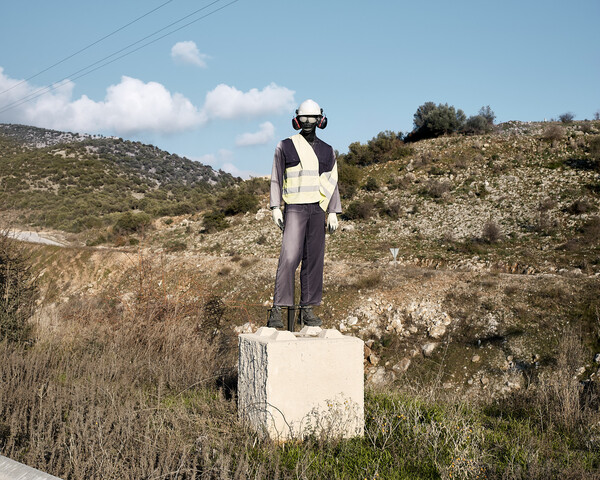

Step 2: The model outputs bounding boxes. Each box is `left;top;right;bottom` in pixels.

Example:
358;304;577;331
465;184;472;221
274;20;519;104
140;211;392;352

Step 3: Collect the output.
0;234;38;343
0;125;237;232
0;261;598;479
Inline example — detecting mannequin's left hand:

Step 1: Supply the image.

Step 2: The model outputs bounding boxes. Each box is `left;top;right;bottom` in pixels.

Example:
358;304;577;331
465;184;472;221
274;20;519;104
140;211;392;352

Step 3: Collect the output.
327;212;338;234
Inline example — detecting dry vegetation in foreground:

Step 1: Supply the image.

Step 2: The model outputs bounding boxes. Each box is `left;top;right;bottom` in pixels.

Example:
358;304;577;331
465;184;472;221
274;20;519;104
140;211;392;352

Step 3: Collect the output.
1;237;600;479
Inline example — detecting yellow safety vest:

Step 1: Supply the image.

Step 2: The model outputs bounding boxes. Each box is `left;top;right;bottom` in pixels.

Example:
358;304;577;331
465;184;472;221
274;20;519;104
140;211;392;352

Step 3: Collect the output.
282;134;338;211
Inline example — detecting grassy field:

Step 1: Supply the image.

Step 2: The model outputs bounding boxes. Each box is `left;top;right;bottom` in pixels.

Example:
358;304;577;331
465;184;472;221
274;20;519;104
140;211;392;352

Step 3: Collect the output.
1;238;599;479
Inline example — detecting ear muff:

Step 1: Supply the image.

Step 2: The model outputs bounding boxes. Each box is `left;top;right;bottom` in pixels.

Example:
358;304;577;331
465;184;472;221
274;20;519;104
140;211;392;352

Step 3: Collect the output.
292;117;301;130
317;108;327;129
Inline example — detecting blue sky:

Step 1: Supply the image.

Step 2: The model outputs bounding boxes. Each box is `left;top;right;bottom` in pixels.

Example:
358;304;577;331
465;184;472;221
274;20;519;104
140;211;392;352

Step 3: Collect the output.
1;0;598;178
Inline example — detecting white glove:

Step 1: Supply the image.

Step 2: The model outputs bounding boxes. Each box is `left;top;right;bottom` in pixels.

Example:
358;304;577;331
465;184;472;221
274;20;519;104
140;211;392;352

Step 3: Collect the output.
327;212;338;233
272;207;284;231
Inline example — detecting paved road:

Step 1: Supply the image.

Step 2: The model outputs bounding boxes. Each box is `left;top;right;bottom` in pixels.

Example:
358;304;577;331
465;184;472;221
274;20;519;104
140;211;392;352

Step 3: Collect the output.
5;231;65;247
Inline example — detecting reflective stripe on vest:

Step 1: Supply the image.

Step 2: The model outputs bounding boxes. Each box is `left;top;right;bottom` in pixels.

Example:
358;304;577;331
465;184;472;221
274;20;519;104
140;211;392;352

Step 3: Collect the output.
282;134;338;211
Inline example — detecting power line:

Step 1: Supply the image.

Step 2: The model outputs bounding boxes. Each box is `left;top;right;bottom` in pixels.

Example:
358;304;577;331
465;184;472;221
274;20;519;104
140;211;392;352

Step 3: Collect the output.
0;0;239;115
0;0;175;97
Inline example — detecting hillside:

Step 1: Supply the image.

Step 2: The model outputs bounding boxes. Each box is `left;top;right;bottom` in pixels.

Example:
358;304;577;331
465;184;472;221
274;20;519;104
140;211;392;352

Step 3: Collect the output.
12;119;597;386
2;120;600;478
0;123;238;232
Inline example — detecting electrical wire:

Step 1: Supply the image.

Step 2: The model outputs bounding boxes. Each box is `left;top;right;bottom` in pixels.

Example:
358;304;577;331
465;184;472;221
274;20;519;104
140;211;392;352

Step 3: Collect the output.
0;0;174;97
0;0;224;113
0;0;240;115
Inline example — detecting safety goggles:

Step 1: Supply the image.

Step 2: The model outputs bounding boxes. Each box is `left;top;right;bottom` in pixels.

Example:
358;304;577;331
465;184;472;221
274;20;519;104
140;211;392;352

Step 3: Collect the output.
298;116;319;124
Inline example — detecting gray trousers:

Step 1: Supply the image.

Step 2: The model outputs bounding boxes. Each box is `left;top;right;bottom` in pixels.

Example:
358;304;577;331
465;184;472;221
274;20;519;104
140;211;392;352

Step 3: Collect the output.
273;203;325;306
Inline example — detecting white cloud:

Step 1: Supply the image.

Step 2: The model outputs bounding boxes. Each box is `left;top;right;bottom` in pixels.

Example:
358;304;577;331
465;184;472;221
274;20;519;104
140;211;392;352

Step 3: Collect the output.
0;68;294;139
220;162;262;180
203;83;295;120
235;121;275;147
0;71;205;135
171;41;209;68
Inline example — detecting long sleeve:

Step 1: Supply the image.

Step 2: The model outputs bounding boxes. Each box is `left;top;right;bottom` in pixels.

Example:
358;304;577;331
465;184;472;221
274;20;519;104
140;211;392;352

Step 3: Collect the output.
270;141;285;209
327;182;342;213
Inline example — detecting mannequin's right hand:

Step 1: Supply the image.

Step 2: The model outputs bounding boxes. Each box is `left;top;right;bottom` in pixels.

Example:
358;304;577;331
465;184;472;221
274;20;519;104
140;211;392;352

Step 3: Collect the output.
272;207;284;231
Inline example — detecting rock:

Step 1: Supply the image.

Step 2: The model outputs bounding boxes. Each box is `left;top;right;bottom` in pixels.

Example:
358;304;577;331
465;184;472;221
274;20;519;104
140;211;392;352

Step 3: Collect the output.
392;358;411;373
347;315;359;326
365;339;375;348
480;377;489;386
339;323;347;332
472;355;481;363
341;224;355;232
443;382;453;389
367;367;396;387
575;366;586;377
368;353;380;366
428;325;446;339
364;345;372;359
409;325;418;334
422;342;438;357
594;353;600;364
234;322;255;334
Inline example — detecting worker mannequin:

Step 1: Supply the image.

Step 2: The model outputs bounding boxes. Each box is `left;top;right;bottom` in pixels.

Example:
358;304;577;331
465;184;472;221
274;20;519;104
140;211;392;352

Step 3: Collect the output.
267;99;341;328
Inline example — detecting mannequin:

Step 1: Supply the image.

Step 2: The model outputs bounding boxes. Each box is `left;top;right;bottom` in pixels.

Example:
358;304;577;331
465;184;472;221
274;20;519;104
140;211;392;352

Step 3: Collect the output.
267;99;341;328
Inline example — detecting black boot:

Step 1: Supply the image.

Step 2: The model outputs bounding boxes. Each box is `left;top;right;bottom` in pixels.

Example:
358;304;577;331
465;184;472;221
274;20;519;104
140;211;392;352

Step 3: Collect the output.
298;306;322;327
267;306;283;328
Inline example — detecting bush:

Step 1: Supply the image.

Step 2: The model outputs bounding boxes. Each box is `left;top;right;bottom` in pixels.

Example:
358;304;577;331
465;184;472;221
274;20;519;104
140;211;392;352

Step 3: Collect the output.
422;179;452;199
220;190;259;216
411;102;466;139
342;131;411;166
589;135;600;170
543;125;566;143
461;115;493;135
114;212;152;234
337;159;361;198
559;112;575;123
342;200;373;220
0;234;38;343
482;221;502;243
478;105;496;125
202;210;229;233
363;176;379;192
376;199;400;220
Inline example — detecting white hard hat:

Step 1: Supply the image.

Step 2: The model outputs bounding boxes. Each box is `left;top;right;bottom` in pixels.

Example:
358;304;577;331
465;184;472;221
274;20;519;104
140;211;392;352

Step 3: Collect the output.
296;99;322;116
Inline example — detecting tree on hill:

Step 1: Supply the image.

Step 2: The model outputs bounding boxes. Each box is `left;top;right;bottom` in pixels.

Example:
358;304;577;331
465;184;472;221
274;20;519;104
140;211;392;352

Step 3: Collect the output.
409;102;466;140
461;106;496;135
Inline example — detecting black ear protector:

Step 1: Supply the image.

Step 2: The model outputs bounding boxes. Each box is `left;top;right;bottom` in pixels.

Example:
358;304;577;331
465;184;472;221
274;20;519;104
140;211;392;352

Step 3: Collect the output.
317;108;327;129
292;114;302;130
292;108;328;130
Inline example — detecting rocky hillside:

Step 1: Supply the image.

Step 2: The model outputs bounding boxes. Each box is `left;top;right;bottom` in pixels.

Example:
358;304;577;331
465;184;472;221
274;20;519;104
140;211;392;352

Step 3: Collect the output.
0;124;237;232
6;120;600;399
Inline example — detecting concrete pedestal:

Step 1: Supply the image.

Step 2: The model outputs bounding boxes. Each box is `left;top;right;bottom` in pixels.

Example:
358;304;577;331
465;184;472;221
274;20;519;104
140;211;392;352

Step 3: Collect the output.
238;326;364;440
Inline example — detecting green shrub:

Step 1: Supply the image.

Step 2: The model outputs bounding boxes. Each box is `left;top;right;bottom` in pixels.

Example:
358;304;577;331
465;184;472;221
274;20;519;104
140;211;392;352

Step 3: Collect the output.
203;210;229;233
411;102;466;139
376;199;400;219
337;160;361;198
0;234;38;343
363;176;379;192
342;200;373;220
113;212;152;234
220;191;259;216
461;115;493;135
343;131;412;166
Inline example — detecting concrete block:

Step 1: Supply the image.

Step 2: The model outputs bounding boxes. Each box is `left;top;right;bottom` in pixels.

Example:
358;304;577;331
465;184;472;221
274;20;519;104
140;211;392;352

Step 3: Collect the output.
238;326;364;440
